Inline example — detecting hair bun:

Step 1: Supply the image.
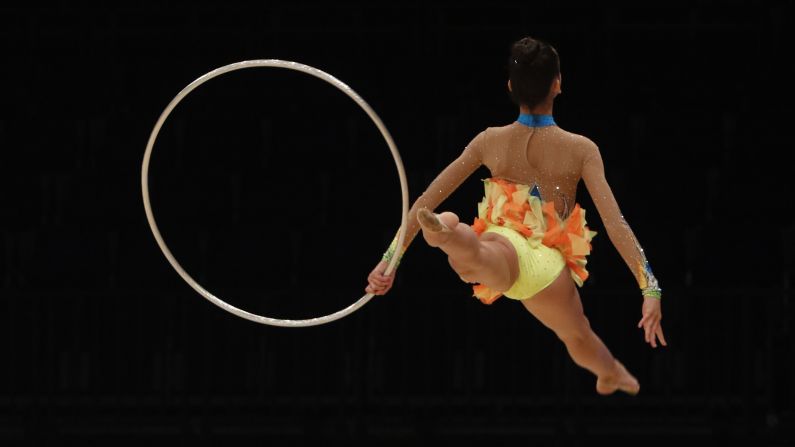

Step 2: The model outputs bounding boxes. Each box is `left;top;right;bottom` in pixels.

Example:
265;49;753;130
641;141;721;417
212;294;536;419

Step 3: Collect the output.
515;40;542;66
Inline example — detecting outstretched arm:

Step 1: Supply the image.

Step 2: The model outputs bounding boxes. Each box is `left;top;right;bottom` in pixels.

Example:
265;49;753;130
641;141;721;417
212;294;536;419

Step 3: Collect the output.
365;130;485;296
382;130;486;263
581;142;666;347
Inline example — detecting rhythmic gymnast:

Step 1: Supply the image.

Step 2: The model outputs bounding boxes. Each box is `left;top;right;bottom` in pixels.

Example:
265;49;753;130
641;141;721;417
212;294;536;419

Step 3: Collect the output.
365;36;665;395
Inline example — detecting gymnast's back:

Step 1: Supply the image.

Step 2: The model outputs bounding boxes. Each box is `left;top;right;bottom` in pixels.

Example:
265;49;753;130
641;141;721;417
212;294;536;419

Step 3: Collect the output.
474;122;598;220
402;119;605;248
399;118;655;293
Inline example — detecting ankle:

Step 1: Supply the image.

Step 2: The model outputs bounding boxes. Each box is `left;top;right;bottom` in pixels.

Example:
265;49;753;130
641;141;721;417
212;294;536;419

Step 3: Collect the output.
598;359;620;381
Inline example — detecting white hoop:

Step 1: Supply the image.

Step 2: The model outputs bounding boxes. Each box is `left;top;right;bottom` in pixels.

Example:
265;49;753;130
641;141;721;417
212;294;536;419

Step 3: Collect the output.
141;60;408;327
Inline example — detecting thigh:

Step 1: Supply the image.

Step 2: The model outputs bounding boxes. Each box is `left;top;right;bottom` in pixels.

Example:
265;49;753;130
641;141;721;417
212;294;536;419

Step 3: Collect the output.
520;268;589;340
478;232;520;286
445;231;520;290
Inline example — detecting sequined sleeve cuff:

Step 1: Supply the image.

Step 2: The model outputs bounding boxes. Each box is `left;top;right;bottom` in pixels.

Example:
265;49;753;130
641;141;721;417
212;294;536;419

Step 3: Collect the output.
381;230;404;267
637;255;661;299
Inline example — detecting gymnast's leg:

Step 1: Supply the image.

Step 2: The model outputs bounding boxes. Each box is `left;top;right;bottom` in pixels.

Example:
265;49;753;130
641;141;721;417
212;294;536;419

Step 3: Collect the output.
521;268;640;395
417;209;519;292
418;208;638;394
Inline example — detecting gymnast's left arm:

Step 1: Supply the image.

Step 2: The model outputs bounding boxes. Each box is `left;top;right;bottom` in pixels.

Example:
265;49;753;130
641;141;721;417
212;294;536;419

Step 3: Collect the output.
365;130;486;296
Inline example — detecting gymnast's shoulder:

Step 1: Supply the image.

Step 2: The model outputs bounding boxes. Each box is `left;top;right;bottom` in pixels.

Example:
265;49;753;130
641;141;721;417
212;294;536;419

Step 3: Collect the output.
552;127;601;158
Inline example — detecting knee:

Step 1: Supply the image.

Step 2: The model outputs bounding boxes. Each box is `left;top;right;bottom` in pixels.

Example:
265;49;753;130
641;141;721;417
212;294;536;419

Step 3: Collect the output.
556;318;592;346
559;331;587;348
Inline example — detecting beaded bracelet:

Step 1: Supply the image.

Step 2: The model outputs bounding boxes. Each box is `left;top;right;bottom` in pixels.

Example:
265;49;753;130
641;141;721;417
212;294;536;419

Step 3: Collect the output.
642;286;662;300
381;232;404;267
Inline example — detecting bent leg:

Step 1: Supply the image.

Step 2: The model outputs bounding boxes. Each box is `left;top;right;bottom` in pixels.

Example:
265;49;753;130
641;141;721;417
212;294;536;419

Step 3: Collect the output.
521;269;639;395
419;210;519;292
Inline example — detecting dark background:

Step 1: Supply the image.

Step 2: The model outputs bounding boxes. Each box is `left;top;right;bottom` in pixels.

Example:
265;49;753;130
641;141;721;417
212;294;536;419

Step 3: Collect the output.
1;1;794;445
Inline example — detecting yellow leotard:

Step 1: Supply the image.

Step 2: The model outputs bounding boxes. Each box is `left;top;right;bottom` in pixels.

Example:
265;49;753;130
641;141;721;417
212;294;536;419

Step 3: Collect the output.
470;177;596;304
479;224;567;301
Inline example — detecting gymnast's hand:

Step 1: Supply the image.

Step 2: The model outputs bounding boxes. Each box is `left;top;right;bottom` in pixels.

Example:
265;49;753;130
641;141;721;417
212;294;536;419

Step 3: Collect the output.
638;297;667;348
365;259;396;296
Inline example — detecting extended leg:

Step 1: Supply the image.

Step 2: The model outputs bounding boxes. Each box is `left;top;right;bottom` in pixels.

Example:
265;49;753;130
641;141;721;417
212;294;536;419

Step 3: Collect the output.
418;209;519;292
521;268;640;395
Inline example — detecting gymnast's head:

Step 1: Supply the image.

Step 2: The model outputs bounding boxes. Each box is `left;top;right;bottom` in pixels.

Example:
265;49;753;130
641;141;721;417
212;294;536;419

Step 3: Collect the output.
507;36;562;111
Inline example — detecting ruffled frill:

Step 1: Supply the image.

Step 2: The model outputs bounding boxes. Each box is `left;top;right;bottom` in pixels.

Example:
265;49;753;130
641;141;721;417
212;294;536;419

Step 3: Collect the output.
471;178;598;305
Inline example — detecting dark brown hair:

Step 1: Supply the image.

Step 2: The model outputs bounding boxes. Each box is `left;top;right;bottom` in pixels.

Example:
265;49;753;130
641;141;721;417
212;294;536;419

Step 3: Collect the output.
508;37;560;108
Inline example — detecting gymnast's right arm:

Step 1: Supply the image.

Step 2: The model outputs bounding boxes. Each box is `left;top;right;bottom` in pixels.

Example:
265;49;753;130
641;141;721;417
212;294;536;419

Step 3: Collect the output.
580;140;666;347
580;141;661;298
365;130;486;295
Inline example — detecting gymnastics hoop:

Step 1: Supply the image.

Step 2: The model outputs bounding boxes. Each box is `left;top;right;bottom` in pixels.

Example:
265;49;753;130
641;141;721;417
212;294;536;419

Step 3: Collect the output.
142;60;409;327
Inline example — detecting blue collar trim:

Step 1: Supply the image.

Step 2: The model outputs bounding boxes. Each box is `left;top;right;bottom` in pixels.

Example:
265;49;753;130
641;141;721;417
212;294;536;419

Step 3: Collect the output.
517;113;556;128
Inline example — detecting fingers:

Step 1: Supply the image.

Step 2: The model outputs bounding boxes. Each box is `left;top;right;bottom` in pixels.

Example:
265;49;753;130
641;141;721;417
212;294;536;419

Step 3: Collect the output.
639;304;666;348
371;278;393;290
367;284;391;295
366;261;397;296
640;315;656;347
367;284;385;295
638;311;654;329
366;278;393;295
369;276;388;288
649;320;658;348
656;324;668;346
641;312;651;342
640;319;668;348
368;272;394;288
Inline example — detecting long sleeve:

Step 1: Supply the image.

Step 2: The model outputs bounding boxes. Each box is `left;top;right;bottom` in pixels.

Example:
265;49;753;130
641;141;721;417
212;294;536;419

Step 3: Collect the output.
581;142;661;298
382;130;485;264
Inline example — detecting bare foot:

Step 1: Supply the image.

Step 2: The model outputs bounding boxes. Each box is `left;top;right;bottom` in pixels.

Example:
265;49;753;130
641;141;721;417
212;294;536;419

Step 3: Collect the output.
417;209;457;247
596;360;640;396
